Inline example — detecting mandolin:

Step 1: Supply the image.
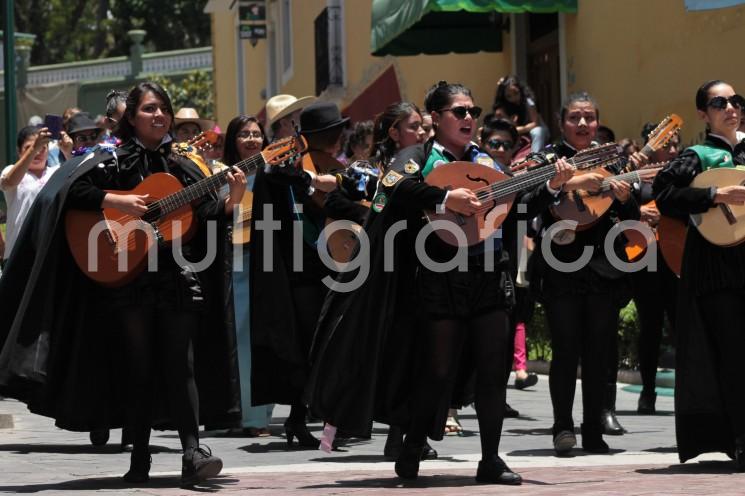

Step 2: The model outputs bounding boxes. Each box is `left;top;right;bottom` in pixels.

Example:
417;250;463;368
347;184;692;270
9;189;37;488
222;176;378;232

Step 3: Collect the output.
424;143;625;247
550;163;666;231
688;167;745;246
65;135;306;287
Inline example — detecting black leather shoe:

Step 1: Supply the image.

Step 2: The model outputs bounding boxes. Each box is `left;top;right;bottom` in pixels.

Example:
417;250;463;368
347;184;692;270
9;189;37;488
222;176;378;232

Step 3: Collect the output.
181;446;223;488
383;427;403;460
601;409;625;435
123;448;151;483
394;441;423;480
553;429;576;456
637;391;657;415
421;442;438;460
475;454;522;485
514;373;539;390
89;429;110;446
284;420;321;448
581;423;610;453
504;403;520;418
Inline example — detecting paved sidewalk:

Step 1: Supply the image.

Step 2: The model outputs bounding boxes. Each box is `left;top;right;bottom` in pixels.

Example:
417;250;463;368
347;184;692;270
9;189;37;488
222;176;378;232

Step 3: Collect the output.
0;374;741;495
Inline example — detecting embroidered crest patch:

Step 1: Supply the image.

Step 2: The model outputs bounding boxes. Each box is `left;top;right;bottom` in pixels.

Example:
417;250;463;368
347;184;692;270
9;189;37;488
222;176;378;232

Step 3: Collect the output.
372;192;388;212
404;160;420;174
381;170;404;187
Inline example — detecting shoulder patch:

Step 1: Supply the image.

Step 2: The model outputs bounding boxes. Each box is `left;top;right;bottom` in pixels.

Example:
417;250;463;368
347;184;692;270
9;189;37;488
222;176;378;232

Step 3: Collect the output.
381;170;404;188
404;159;420;174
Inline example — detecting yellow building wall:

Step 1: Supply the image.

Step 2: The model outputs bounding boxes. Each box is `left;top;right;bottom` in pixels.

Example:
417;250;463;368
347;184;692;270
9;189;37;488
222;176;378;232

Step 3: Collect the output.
214;0;512;119
566;0;745;145
211;11;239;129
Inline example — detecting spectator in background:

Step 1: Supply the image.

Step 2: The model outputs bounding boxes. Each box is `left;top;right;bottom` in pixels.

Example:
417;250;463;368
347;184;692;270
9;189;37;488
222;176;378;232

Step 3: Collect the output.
45;107;78;166
265;94;317;141
492;75;549;152
173;108;215;143
596;125;616;145
421;111;435;139
343;120;374;164
0;126;56;262
619;138;641;158
65;112;104;156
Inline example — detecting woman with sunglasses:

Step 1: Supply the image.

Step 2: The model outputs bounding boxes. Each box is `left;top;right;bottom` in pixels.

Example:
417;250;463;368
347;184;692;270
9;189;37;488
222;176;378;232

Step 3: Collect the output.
529;91;639;456
653;80;745;470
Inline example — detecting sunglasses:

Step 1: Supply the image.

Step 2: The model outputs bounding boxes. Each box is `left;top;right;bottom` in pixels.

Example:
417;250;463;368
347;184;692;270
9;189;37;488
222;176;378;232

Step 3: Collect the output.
73;132;100;143
439;106;482;119
707;95;745;111
486;138;514;150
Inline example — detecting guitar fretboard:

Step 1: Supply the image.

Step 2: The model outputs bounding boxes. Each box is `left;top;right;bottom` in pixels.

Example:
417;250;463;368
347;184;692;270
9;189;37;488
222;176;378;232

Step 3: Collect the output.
147;153;267;219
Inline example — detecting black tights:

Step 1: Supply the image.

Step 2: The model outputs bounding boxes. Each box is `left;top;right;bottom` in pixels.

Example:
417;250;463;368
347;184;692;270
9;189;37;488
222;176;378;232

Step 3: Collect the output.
117;306;200;454
406;309;510;459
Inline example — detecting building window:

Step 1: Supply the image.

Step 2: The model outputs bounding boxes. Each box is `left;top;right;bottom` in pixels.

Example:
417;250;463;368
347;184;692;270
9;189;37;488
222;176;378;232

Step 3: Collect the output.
314;1;344;95
281;0;293;84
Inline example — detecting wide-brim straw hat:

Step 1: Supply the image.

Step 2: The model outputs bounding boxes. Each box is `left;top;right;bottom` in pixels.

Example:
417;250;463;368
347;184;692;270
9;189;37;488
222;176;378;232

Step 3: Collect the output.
266;94;317;127
173;107;215;132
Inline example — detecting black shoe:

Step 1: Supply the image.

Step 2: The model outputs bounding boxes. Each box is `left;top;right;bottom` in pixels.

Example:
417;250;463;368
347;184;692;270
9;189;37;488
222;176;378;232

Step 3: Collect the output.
637;391;657;415
581;423;610;453
553;429;576;456
89;429;110;446
421;442;438;460
181;446;223;488
383;426;403;460
601;409;625;435
504;403;519;418
123;448;151;483
475;454;522;485
284;420;320;448
514;373;539;390
394;441;423;480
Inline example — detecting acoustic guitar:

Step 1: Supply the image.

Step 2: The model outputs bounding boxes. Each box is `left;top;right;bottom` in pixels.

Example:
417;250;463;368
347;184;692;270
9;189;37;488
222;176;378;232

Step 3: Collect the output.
550;163;665;231
65;135;306;287
232;191;253;245
550;114;682;230
656;214;686;277
424;143;624;247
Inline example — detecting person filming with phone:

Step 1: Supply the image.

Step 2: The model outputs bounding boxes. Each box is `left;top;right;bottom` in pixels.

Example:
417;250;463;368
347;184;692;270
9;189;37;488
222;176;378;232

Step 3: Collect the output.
0;126;58;263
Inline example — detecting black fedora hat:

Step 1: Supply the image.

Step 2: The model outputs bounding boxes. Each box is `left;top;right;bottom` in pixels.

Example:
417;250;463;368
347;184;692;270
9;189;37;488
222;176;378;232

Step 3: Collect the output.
66;112;102;135
300;102;349;134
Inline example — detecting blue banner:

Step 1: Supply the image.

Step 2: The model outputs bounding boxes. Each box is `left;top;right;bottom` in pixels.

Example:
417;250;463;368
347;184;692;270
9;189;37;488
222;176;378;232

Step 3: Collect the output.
685;0;745;11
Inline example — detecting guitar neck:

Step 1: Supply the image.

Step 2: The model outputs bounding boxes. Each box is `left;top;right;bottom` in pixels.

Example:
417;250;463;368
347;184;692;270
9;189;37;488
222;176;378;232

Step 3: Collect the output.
599;165;664;191
153;153;266;216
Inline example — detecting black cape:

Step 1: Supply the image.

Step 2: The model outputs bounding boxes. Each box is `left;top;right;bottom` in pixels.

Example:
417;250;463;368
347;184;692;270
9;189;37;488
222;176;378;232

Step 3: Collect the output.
303;142;557;439
653;139;745;462
0;148;240;431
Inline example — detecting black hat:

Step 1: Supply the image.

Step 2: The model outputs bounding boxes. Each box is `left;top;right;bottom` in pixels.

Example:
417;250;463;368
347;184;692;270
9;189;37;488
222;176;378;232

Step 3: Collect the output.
66;112;102;135
300;102;349;134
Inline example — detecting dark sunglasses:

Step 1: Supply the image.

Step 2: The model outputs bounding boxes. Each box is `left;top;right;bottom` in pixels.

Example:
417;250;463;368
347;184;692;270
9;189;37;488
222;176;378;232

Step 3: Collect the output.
486;138;514;150
73;132;100;143
707;94;745;111
439;106;482;119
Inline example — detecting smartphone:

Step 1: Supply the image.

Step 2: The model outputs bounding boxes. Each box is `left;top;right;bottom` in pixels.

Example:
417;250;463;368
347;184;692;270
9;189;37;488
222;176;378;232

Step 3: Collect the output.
43;114;63;140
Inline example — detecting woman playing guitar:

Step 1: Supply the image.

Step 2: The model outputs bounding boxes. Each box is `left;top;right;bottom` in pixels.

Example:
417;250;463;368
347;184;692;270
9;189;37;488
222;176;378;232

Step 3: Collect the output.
371;81;570;485
653;80;745;470
65;82;246;486
530;91;639;455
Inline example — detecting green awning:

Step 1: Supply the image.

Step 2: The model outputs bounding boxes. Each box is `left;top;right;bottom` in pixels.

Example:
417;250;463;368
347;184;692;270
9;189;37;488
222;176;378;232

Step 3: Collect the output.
371;0;577;56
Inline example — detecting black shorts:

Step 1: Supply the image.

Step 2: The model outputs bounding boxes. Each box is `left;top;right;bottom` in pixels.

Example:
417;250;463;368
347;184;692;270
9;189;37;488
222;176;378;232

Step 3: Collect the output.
418;264;515;320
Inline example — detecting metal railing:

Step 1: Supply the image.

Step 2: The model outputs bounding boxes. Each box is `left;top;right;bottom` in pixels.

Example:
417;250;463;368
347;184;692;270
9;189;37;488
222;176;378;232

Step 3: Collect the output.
0;47;212;90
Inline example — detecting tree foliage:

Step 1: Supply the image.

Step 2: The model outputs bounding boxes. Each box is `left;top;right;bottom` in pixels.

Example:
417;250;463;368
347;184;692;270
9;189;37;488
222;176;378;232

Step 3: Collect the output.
151;70;215;120
12;0;211;66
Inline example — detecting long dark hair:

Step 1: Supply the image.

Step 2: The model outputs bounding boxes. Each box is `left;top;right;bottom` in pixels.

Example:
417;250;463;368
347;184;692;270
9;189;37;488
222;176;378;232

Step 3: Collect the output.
369;101;421;166
117;82;174;143
222;115;268;166
492;75;533;125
